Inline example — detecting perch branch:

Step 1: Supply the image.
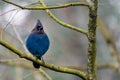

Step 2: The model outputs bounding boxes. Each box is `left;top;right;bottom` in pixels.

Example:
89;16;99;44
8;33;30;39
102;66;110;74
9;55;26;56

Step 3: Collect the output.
0;60;118;72
0;40;87;80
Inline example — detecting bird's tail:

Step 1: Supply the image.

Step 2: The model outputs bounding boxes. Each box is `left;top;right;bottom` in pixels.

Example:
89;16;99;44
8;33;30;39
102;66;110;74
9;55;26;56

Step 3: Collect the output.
33;56;41;69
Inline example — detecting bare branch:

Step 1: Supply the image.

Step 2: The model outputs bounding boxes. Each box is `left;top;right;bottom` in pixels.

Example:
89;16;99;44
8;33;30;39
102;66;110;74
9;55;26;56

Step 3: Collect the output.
1;0;90;10
87;0;98;80
1;0;88;36
0;40;87;80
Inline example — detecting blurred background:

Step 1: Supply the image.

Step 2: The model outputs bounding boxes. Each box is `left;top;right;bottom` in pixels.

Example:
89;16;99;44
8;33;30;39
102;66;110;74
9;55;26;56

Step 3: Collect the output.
0;0;120;80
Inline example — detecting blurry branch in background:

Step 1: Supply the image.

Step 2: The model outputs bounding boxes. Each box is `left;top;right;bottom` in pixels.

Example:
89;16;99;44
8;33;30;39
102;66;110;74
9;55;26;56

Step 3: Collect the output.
68;63;117;71
97;63;116;70
12;24;29;53
0;59;35;69
40;68;52;80
0;9;17;16
97;17;120;71
1;0;88;36
0;59;52;80
0;40;87;80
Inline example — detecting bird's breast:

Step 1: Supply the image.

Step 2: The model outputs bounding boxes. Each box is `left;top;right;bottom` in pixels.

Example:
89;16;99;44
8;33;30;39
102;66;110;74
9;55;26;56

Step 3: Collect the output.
26;33;50;56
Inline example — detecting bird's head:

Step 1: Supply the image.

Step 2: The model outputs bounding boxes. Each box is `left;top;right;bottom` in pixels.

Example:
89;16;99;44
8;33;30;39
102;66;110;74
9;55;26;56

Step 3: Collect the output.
32;19;44;34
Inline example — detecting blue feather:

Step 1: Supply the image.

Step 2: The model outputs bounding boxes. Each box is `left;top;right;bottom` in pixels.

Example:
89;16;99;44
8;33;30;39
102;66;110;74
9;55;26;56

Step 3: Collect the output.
26;19;50;68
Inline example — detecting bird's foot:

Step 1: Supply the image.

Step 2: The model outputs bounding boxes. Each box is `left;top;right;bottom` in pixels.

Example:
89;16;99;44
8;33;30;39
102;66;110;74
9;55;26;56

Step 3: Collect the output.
41;57;45;64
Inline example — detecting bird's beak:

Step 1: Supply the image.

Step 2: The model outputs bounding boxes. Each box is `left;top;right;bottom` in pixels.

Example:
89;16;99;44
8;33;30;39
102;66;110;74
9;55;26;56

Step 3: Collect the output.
36;19;42;27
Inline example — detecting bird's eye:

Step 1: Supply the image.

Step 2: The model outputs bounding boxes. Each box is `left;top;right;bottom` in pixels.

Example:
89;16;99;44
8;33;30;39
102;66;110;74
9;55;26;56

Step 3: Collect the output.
40;27;43;30
37;26;43;31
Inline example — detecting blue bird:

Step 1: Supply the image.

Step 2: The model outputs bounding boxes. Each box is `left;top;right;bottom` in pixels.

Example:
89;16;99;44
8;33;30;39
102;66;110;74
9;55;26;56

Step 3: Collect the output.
26;19;50;68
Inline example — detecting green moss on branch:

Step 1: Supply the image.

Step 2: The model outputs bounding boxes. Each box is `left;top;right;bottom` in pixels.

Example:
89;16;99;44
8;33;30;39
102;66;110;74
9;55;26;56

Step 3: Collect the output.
0;40;87;80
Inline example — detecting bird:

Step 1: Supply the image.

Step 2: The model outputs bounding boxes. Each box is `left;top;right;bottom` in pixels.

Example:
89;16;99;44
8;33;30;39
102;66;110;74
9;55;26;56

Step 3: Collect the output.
26;19;50;69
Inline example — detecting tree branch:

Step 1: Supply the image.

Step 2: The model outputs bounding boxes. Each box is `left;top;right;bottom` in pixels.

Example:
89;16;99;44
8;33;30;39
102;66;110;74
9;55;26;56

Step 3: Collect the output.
38;0;88;36
0;40;87;80
1;0;90;10
1;0;88;36
1;59;118;73
97;17;120;71
87;0;98;80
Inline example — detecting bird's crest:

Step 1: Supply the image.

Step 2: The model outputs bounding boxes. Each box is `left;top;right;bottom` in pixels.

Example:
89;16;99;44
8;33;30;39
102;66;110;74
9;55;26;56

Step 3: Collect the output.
32;19;44;33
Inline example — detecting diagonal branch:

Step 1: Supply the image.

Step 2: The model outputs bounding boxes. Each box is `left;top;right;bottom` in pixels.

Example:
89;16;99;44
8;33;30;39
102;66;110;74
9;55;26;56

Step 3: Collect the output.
97;17;120;71
0;40;87;80
1;0;88;36
39;0;88;36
